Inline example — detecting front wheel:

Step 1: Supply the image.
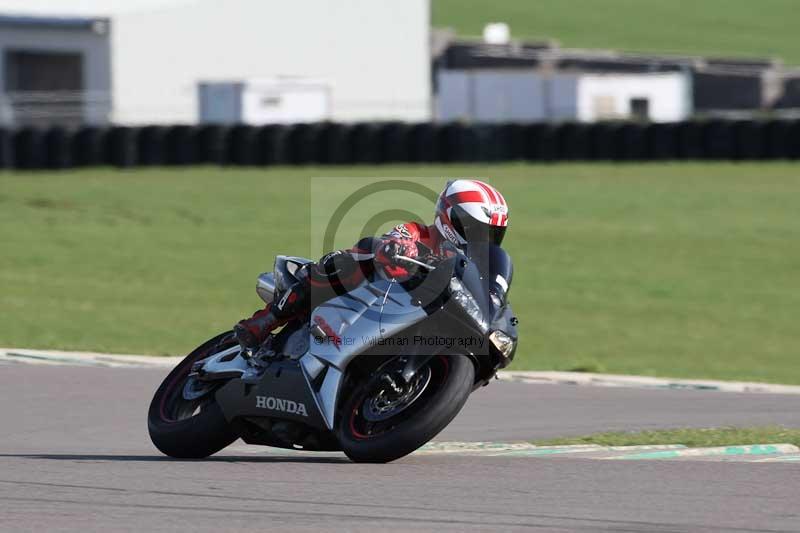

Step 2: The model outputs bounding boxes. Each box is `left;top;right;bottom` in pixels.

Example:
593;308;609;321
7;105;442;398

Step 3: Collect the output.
337;354;475;463
147;332;239;458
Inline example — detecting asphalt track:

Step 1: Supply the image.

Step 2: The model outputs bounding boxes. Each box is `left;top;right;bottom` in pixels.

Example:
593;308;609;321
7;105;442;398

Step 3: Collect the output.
1;363;799;532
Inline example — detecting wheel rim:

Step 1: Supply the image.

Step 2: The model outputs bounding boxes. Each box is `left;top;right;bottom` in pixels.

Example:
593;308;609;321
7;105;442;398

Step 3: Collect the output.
158;336;235;423
349;355;449;440
362;365;432;422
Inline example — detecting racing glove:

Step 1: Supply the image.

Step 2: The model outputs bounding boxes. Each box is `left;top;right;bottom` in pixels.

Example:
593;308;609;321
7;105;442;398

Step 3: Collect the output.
375;237;418;279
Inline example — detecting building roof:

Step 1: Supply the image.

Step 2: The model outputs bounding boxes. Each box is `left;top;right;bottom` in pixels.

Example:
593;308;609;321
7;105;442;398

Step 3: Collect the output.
0;0;198;18
0;14;107;30
437;38;779;75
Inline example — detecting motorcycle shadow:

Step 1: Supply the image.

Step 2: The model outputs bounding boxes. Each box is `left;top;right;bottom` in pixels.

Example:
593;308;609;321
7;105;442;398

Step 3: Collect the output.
0;453;350;464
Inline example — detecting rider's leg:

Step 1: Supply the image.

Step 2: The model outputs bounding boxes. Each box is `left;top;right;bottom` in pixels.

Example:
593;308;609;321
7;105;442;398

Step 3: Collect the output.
233;305;285;350
233;279;309;350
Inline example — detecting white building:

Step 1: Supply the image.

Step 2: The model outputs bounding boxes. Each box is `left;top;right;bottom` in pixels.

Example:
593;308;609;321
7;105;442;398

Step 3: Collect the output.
576;73;691;123
0;0;431;126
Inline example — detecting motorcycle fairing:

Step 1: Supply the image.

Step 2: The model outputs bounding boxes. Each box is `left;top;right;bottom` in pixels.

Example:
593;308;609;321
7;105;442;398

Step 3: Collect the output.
300;278;428;429
215;359;328;430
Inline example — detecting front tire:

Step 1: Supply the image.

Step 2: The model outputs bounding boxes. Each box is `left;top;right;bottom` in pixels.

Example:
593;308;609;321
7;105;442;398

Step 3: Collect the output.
147;332;239;459
337;354;475;463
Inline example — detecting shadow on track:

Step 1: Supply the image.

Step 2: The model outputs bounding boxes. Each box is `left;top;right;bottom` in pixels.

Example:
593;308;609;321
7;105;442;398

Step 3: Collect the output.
0;453;349;464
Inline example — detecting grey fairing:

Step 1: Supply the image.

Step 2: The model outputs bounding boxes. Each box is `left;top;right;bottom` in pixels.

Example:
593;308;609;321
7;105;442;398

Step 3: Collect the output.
302;279;428;430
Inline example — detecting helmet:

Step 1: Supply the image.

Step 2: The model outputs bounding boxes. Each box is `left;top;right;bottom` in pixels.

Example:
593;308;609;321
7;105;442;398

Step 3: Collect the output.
434;179;508;247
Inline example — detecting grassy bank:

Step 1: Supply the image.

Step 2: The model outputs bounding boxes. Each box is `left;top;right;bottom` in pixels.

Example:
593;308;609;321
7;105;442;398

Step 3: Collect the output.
534;426;800;448
433;0;800;64
1;163;799;382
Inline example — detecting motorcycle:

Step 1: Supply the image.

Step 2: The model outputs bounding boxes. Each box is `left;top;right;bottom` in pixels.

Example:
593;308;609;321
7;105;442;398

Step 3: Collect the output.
148;242;518;463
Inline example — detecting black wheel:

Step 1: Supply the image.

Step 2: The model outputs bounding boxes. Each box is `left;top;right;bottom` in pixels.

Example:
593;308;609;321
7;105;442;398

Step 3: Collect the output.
337;354;475;463
147;332;239;458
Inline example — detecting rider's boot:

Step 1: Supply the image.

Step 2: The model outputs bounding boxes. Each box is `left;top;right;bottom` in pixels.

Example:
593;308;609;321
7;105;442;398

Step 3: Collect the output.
233;304;290;351
233;280;307;351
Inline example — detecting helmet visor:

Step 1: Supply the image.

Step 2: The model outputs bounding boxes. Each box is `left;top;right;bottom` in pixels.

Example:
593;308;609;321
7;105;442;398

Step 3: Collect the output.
450;206;507;246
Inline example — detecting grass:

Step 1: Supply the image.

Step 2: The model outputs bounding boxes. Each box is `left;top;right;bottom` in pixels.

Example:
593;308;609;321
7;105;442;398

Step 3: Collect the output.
1;163;800;383
534;426;800;448
432;0;800;65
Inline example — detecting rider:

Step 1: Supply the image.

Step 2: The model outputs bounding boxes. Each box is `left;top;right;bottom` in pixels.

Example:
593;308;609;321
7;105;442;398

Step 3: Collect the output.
233;179;510;351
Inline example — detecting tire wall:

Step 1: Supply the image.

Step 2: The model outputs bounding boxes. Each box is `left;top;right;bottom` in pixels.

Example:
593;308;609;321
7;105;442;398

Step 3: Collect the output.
3;120;799;170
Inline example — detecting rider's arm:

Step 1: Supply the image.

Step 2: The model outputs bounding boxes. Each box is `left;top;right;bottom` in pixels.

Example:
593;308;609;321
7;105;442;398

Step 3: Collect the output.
309;222;426;286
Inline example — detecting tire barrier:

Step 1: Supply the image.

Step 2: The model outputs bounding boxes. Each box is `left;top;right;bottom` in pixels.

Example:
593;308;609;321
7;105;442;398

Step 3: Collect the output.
4;119;800;170
195;125;228;165
557;123;592;161
226;125;257;166
408;123;439;163
675;122;706;160
787;120;800;160
105;126;137;168
497;123;527;162
473;124;498;162
524;123;558;162
379;122;412;163
648;123;679;161
73;126;107;167
257;125;291;165
589;122;620;161
44;127;72;169
13;128;46;170
703;120;736;160
0;128;13;169
439;123;472;163
165;125;196;166
350;123;383;164
288;122;334;165
764;120;794;160
137;126;168;166
734;120;766;160
617;123;649;161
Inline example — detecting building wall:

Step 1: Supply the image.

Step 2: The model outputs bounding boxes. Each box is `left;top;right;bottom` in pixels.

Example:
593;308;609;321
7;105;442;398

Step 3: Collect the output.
576;72;691;123
110;0;430;124
435;70;690;123
436;70;579;123
0;0;430;124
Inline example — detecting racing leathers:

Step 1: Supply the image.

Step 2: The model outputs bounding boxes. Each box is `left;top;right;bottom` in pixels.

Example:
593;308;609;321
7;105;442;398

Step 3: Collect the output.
233;222;447;350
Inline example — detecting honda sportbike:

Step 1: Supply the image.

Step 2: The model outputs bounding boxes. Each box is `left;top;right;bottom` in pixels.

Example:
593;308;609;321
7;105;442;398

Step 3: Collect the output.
148;243;518;463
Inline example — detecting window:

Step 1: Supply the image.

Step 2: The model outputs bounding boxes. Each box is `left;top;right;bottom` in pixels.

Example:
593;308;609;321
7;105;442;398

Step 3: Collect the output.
630;97;650;120
4;50;85;126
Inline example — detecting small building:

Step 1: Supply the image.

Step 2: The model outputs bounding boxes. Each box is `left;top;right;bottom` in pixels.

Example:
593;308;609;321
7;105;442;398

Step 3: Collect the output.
436;69;691;124
434;40;692;123
575;72;691;122
433;36;800;122
0;0;431;126
0;15;112;127
198;78;332;125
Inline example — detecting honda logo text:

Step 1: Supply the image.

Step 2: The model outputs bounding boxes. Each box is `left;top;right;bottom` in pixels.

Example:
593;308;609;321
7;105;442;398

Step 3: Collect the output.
255;395;308;417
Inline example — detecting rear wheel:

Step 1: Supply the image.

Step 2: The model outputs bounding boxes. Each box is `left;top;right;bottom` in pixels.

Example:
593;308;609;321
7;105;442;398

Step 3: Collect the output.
147;332;239;458
337;354;475;463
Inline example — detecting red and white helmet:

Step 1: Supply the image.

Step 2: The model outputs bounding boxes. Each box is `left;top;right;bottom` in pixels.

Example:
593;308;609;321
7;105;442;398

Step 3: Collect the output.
434;179;509;247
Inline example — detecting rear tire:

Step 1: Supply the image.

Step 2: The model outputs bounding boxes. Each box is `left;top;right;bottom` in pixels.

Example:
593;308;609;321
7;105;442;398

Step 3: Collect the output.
337;354;475;463
147;332;239;459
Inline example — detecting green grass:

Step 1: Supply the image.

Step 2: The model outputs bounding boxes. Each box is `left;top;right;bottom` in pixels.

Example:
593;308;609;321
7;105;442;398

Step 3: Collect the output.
534;426;800;448
1;163;800;384
433;0;800;65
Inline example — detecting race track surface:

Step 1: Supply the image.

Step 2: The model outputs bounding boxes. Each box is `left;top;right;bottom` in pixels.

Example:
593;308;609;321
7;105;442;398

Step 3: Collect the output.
1;364;799;532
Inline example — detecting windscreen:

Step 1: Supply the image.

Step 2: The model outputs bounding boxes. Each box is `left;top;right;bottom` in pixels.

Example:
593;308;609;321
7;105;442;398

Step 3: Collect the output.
464;243;513;302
